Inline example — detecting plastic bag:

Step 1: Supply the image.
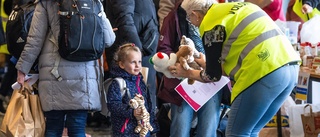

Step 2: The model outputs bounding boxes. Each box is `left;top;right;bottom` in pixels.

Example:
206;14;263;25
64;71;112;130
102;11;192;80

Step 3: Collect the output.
300;15;320;44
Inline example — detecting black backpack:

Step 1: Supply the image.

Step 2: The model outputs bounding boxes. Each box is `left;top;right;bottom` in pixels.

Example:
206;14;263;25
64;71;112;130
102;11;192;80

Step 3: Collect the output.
6;1;35;59
57;0;105;62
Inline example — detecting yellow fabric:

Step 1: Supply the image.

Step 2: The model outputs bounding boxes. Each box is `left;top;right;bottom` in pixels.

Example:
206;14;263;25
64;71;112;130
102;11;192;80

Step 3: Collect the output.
0;0;9;54
293;0;320;21
200;2;301;102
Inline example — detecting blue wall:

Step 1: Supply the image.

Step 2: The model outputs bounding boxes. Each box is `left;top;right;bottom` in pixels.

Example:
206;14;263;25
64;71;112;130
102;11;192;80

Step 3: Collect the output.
283;0;290;16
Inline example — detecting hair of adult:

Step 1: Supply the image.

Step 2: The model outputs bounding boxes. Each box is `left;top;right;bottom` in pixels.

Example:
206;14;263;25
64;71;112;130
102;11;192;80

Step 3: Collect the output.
114;43;142;64
181;0;217;15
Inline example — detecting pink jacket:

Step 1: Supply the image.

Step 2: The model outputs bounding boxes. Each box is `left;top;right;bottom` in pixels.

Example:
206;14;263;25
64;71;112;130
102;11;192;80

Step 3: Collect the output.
263;0;286;21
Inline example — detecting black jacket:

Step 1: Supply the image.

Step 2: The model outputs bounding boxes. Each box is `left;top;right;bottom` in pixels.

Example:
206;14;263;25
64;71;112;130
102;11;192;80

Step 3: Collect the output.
104;0;159;65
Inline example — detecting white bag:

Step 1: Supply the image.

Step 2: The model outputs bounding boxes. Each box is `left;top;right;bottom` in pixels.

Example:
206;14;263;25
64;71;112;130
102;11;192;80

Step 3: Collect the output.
288;104;320;137
300;15;320;44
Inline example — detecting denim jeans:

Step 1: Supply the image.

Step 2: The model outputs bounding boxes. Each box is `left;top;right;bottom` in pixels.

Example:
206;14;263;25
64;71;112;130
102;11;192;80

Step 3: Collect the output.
226;64;299;137
170;89;222;137
44;110;88;137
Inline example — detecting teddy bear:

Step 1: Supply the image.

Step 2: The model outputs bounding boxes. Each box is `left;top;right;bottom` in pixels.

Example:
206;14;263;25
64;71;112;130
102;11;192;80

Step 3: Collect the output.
129;94;153;137
175;35;202;84
150;52;177;78
180;35;200;59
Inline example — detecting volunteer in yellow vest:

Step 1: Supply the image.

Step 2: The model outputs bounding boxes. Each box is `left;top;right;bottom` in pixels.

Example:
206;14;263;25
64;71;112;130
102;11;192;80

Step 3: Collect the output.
168;0;301;136
293;0;320;21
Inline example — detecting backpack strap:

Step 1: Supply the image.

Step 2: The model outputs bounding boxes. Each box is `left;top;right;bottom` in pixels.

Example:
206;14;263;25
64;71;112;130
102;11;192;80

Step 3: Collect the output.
100;77;130;117
51;56;63;81
113;77;131;98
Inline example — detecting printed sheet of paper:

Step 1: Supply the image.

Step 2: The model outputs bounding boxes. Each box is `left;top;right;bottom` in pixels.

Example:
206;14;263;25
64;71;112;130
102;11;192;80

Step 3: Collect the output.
175;76;230;111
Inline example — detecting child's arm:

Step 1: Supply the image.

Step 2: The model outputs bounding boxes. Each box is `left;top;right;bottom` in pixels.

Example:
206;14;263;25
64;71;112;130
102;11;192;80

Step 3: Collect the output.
107;81;135;119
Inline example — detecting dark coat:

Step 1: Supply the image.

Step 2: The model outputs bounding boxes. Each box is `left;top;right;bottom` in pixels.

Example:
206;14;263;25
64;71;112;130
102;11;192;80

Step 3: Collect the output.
156;2;188;106
107;66;159;136
104;0;159;60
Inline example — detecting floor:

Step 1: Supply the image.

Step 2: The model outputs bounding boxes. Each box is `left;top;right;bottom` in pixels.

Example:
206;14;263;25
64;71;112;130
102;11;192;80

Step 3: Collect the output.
0;112;113;137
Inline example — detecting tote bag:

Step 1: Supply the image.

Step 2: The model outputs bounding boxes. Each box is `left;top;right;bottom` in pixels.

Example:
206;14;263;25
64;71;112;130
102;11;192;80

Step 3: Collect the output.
0;84;45;137
300;104;320;137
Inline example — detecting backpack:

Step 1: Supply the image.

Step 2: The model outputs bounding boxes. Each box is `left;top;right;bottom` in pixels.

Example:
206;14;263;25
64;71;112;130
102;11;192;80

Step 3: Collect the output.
100;77;130;117
6;1;35;59
57;0;105;62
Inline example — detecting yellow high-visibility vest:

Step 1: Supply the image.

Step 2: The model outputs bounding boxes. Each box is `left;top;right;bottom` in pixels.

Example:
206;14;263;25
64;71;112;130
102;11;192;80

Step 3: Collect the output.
200;2;301;102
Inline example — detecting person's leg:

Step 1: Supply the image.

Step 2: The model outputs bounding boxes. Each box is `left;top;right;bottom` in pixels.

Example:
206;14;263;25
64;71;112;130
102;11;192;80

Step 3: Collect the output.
226;65;299;137
0;55;18;113
251;65;299;135
0;55;16;97
170;101;193;137
65;110;88;137
196;89;222;137
44;110;66;137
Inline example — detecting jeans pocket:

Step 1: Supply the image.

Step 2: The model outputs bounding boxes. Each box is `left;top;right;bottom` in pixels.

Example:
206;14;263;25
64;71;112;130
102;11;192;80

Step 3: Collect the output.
259;68;285;89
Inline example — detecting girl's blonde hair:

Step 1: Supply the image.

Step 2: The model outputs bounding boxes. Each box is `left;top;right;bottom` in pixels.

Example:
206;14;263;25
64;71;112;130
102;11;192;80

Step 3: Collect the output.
114;43;141;64
181;0;217;15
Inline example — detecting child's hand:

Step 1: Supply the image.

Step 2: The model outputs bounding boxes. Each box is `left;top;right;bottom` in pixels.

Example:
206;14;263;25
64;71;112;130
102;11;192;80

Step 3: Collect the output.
134;108;142;117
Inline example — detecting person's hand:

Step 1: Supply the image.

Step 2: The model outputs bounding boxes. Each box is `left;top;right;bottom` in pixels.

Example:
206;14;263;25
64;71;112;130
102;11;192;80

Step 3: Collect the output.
168;63;190;78
133;108;142;118
194;53;206;68
113;28;118;31
302;4;313;14
17;70;25;86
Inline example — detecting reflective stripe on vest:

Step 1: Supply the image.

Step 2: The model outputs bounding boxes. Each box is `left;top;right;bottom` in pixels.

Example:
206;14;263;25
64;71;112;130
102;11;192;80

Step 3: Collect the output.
229;29;281;78
222;11;281;79
200;3;301;103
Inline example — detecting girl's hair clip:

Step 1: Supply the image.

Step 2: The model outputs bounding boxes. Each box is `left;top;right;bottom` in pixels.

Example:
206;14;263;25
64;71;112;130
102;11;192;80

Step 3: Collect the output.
131;43;135;46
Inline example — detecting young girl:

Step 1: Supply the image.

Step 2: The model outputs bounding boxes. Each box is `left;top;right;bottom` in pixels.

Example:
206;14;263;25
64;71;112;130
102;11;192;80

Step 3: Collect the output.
106;43;159;137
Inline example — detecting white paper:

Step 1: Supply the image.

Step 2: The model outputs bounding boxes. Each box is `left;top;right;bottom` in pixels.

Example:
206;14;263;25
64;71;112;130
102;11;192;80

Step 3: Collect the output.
175;76;230;111
12;74;39;90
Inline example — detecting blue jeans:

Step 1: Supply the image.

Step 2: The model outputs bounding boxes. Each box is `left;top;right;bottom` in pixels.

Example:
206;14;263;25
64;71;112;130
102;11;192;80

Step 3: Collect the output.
170;90;222;137
44;110;88;137
226;64;299;137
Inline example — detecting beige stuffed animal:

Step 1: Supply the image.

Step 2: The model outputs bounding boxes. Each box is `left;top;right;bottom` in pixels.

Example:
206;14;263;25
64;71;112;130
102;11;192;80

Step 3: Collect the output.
175;35;202;84
129;94;153;137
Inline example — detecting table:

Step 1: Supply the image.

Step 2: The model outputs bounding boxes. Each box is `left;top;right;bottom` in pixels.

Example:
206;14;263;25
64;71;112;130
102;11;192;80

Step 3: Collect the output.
300;67;320;104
